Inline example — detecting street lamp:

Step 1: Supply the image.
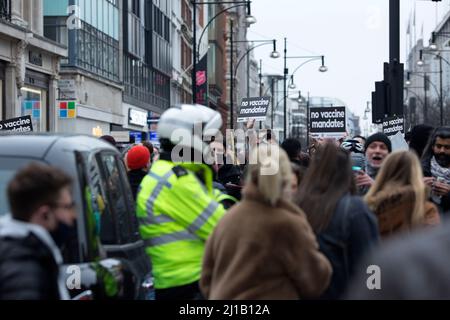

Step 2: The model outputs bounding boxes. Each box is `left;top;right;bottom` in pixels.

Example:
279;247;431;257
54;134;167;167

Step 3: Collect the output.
288;55;328;89
288;75;296;89
191;1;255;104
406;71;441;124
417;49;450;126
283;37;327;141
230;39;279;129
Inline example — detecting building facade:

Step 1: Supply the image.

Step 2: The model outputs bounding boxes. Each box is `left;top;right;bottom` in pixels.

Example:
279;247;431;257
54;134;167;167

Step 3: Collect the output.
43;0;171;140
0;0;67;132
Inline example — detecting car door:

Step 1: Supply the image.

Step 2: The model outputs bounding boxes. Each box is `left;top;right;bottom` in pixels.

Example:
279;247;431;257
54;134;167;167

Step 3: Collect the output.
94;151;152;299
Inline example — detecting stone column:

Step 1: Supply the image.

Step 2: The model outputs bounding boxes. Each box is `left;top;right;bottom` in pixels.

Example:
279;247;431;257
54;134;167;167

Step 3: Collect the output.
32;0;43;36
5;64;18;119
11;0;27;28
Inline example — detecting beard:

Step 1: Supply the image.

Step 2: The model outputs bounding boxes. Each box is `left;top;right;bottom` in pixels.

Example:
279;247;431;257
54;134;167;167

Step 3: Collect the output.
435;153;450;168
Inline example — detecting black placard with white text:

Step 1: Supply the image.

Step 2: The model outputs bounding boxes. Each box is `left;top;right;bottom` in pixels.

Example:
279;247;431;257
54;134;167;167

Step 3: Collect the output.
0;115;33;133
309;106;346;139
382;116;404;137
237;97;271;123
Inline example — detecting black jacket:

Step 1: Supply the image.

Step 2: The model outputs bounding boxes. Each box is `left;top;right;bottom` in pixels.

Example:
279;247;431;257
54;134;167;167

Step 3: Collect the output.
0;227;61;300
316;195;379;300
128;169;148;200
422;158;450;214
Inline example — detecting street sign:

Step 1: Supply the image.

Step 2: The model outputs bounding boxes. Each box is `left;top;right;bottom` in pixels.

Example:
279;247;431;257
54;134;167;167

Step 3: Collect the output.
237;97;271;123
58;79;76;100
0;115;33;133
111;131;130;143
149;131;159;141
382;116;404;137
130;131;142;143
309;106;346;139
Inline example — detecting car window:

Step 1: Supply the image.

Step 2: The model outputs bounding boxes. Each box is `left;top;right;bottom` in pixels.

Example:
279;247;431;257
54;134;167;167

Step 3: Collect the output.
98;152;136;244
0;157;38;216
87;155;117;245
0;156;80;263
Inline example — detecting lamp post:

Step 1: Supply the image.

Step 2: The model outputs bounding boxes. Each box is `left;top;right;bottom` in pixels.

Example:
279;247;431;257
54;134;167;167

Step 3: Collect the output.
191;1;255;104
417;49;450;126
230;39;279;129
406;70;441;124
283;38;327;141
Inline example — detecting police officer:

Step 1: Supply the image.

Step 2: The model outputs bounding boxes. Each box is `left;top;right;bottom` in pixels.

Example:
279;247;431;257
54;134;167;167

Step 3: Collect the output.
136;104;227;300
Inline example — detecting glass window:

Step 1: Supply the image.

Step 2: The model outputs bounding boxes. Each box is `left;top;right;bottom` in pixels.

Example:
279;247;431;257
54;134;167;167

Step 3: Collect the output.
97;0;103;34
88;156;116;245
20;87;46;132
84;0;91;25
98;153;135;244
79;0;85;21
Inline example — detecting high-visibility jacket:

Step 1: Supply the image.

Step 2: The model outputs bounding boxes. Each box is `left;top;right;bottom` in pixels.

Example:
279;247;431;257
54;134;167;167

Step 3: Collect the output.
136;160;226;289
213;188;238;209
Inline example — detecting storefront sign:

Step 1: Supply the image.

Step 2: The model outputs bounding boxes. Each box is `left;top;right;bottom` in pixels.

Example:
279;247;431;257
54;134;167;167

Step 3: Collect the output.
130;131;142;143
0;115;33;133
111;131;130;143
309;106;347;139
237;97;271;123
58;79;76;100
29;51;43;67
196;54;208;106
58;101;77;119
129;109;147;127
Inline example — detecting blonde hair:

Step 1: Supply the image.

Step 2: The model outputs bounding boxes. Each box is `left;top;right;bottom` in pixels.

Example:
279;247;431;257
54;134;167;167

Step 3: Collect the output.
246;144;292;206
365;151;426;226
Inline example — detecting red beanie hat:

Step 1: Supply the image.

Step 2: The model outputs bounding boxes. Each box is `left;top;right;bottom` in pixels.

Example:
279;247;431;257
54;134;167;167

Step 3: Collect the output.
127;145;150;170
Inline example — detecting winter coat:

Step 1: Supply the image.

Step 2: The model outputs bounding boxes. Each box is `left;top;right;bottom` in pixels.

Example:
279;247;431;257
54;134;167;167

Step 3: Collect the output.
422;158;450;214
365;185;441;238
0;216;70;300
316;194;379;300
128;169;148;200
200;183;332;300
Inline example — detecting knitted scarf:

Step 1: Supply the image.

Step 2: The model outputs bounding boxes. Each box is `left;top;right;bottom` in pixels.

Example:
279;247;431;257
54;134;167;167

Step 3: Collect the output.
431;156;450;184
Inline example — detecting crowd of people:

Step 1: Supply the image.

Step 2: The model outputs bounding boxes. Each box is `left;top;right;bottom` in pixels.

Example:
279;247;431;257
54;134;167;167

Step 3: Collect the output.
1;103;450;300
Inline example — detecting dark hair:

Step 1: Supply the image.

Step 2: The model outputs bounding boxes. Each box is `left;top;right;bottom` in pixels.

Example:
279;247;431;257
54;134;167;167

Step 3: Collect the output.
141;141;154;156
353;135;366;142
422;126;450;163
100;135;116;147
409;124;434;158
291;162;306;185
7;163;73;222
281;138;302;161
296;143;356;233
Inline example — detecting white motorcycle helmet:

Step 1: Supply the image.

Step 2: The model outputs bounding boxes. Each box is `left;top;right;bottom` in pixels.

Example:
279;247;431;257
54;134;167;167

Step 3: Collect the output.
157;104;223;160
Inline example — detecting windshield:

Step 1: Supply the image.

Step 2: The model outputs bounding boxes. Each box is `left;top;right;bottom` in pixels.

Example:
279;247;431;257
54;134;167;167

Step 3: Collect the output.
0;157;46;216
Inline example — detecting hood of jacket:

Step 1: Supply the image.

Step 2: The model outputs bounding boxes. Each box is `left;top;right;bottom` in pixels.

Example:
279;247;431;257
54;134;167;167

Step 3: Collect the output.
0;215;70;300
365;185;417;236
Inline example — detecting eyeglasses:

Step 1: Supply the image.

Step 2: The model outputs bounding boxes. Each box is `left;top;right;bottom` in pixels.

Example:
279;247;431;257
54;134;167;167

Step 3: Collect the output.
50;201;76;210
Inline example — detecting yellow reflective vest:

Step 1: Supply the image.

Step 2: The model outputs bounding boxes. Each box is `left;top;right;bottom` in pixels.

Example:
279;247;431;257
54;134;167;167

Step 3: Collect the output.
136;160;226;289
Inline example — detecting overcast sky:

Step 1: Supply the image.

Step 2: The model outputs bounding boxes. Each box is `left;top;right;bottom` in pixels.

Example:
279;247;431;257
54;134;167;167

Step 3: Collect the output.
250;0;450;120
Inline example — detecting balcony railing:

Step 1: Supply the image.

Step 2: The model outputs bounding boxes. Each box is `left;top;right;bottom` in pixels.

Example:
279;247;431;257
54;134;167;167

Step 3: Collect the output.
0;0;11;21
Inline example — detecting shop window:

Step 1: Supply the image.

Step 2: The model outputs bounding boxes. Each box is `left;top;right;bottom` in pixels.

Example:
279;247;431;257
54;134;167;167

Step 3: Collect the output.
20;87;46;132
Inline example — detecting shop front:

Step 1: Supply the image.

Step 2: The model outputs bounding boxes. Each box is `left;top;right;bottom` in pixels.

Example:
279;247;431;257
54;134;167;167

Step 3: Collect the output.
20;69;50;132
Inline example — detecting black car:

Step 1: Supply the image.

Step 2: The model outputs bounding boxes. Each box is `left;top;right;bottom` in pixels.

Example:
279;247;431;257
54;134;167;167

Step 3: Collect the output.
0;133;153;300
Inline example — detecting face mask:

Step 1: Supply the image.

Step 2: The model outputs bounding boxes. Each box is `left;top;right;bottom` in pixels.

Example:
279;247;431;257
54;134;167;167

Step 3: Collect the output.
50;221;75;248
435;153;450;167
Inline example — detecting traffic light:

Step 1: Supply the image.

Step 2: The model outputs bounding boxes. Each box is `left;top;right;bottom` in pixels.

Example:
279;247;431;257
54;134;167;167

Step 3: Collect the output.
372;81;387;124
